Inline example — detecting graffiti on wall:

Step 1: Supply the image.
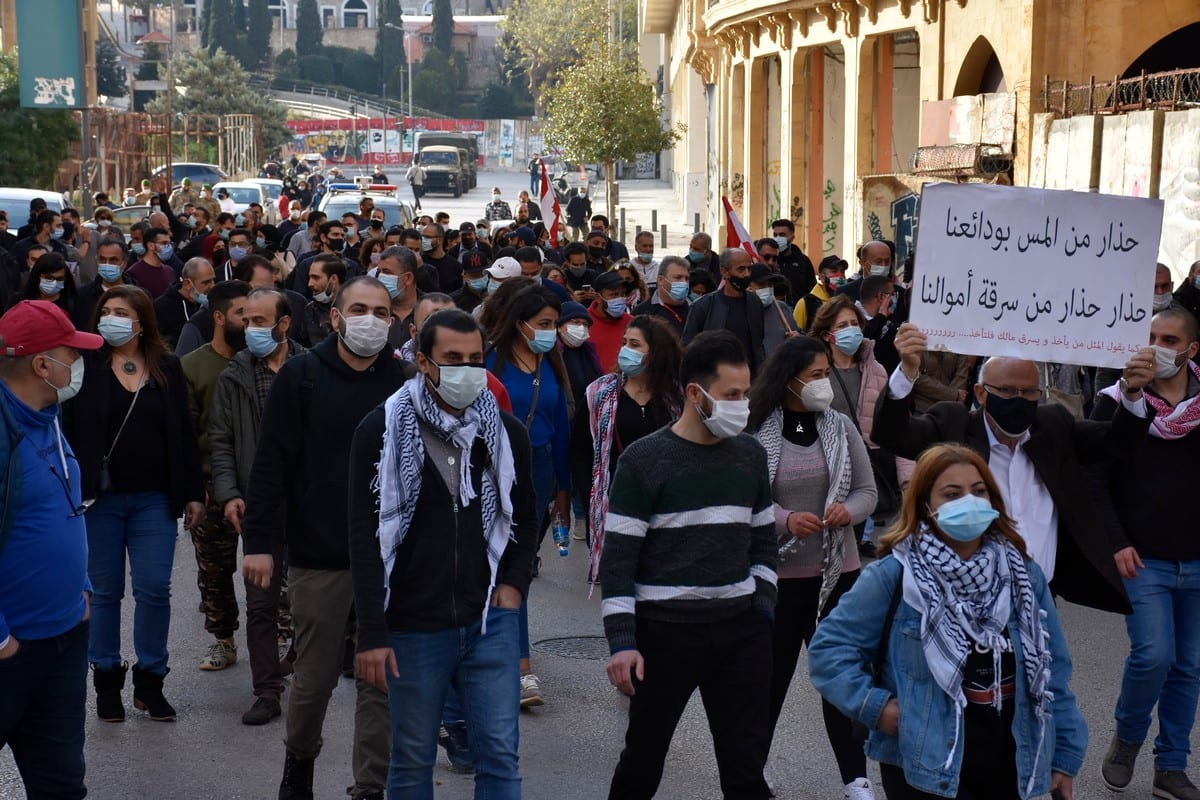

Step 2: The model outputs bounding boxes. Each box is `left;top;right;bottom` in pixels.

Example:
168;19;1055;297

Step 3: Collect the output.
730;172;745;209
821;179;841;255
862;174;934;266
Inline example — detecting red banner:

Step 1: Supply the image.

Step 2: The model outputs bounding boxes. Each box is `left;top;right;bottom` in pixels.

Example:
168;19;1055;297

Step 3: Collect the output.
285;117;485;133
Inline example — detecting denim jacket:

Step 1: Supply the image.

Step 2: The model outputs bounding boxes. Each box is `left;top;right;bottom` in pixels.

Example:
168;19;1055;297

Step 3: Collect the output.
809;554;1087;799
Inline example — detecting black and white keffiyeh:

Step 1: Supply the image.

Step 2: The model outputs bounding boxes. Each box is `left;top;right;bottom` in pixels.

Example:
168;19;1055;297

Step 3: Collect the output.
757;406;853;613
893;529;1054;792
374;377;516;629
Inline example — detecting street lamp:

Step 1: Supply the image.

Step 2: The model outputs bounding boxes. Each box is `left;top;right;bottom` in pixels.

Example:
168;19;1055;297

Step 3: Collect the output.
383;22;413;122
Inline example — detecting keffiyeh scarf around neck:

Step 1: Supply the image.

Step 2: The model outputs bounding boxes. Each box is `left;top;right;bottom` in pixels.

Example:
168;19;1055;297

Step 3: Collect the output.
756;406;853;613
893;530;1053;793
1098;360;1200;440
374;377;516;629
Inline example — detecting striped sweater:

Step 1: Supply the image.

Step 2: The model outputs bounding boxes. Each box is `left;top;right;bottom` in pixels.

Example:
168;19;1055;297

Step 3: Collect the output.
598;426;779;654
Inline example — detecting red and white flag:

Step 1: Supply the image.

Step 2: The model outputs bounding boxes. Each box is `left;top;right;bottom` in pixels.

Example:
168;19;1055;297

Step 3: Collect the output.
539;162;562;244
723;196;762;263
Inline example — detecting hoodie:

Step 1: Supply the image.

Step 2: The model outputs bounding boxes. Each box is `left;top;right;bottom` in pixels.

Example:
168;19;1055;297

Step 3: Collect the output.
241;334;413;570
587;300;632;372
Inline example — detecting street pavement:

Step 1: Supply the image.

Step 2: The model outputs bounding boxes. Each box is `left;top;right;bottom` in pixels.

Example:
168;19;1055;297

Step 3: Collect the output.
3;174;1196;798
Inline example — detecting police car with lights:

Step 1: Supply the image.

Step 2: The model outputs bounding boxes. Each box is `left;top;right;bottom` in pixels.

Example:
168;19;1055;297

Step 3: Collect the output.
318;180;415;231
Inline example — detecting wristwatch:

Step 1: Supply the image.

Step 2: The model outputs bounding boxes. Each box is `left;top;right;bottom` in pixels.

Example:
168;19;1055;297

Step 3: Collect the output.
1119;377;1141;397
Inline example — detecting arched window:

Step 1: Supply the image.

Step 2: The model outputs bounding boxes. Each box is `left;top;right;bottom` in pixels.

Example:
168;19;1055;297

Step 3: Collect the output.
342;0;368;28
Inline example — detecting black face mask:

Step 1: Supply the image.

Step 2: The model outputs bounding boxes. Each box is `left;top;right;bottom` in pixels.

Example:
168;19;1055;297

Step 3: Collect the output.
984;392;1038;437
567;263;587;276
727;275;751;293
587;246;606;260
461;236;475;249
370;220;383;230
327;238;345;253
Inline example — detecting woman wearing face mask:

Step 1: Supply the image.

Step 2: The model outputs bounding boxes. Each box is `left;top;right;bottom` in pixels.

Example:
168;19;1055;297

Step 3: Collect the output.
809;444;1085;800
19;252;78;316
582;316;682;574
614;262;648;308
559;301;603;543
61;285;206;724
485;286;572;709
359;236;386;274
747;336;878;799
542;264;566;287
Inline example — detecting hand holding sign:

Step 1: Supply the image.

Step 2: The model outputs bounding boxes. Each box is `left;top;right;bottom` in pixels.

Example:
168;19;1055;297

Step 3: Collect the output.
1122;347;1156;392
895;323;927;380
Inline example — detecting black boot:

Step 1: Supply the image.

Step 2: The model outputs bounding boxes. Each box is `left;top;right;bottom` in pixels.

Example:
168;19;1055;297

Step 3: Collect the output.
92;663;128;722
131;666;177;721
278;752;315;800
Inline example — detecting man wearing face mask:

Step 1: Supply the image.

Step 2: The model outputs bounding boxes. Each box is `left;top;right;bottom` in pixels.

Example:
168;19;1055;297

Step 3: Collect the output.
589;215;630;261
12;210;73;275
291;221;359;298
73;238;140;331
242;276;413;800
351;308;537;798
586;271;634;372
632;256;691;336
872;322;1155;617
584;229;615;274
373;246;422;351
683;248;767;375
180;281;252;673
795;255;849;332
0;300;103;800
630;231;659;286
515;245;569;302
1089;305;1200;799
209;288;306;726
278;202;305;243
561;242;600;302
484;188;513;222
836;240;897;303
125;227;177;300
421;224;462;293
749;262;800;355
302;254;346;346
451;257;490;315
771;219;816;304
601;330;777;799
154;257;216;349
1095;263;1178;395
565;187;591;242
685;232;721;277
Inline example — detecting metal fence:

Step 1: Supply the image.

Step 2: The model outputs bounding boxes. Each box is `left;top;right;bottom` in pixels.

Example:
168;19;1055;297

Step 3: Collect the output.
1042;67;1200;117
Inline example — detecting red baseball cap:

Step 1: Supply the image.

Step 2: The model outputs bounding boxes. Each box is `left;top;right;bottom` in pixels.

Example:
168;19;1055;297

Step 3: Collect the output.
0;300;103;355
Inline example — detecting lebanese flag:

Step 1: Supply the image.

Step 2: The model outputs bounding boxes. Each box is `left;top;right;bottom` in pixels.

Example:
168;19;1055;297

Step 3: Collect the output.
539;162;562;244
723;196;762;262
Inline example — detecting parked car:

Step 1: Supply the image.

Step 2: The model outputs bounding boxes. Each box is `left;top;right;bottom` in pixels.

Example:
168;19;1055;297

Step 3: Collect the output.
151;162;229;190
318;184;415;231
415;146;465;198
109;204;154;236
0;188;72;226
213;181;268;217
247;178;283;223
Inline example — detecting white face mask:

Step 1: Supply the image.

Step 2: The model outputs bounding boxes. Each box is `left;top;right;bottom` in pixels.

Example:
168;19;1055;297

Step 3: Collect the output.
754;287;774;307
1154;344;1188;380
695;386;749;439
338;313;390;357
1153;292;1173;311
560;323;589;348
427;361;488;409
793;377;835;412
43;355;85;404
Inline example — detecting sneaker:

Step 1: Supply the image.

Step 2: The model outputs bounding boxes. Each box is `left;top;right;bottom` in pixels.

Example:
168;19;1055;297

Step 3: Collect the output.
520;673;544;708
438;722;476;773
571;520;586;541
1155;771;1200;800
844;777;875;800
858;540;878;559
1102;735;1142;791
199;638;237;671
241;696;282;725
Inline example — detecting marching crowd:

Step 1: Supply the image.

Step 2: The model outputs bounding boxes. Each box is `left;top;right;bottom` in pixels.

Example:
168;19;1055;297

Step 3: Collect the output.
1;183;1200;800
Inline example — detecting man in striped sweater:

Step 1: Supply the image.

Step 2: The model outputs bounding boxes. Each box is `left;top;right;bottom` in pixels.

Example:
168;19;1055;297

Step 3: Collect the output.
599;330;778;800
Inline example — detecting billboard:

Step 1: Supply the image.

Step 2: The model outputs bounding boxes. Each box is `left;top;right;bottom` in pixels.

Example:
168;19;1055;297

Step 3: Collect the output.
16;0;85;109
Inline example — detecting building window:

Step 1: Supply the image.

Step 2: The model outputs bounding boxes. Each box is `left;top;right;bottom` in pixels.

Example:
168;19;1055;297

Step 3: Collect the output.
343;0;368;28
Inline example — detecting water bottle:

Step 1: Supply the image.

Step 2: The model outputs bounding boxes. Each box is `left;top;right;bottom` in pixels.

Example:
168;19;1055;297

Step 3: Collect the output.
552;511;570;557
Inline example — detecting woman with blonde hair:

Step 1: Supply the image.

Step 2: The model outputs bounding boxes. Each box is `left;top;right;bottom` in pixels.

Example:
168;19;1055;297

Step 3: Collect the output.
810;444;1085;800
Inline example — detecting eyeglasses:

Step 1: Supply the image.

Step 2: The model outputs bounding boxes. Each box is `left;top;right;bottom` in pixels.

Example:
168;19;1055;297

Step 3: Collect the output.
761;254;778;262
982;383;1043;401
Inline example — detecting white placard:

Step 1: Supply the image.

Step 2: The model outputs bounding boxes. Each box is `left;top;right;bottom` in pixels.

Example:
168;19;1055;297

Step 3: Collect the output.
910;183;1164;368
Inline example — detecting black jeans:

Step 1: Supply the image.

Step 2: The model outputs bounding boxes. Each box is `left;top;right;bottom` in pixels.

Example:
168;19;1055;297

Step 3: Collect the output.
880;763;1020;800
0;619;89;799
769;571;865;785
609;607;774;800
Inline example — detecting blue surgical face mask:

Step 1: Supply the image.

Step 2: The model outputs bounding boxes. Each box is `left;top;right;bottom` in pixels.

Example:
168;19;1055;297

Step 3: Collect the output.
523;322;558;354
50;228;64;240
378;273;400;299
245;326;280;358
687;249;705;263
833;326;864;355
688;291;702;303
668;281;689;302
98;264;122;284
617;345;644;377
219;229;231;241
636;251;653;264
468;276;489;292
606;297;627;317
158;243;174;261
98;315;136;346
194;291;209;307
773;235;788;250
930;495;999;542
39;279;64;296
187;216;198;228
235;214;245;225
229;246;248;262
131;242;146;256
256;236;266;249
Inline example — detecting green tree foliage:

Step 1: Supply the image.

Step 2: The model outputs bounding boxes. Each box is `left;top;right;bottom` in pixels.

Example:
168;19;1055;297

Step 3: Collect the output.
375;0;406;97
147;49;291;152
96;39;129;98
543;57;683;220
297;54;334;84
328;48;379;93
137;43;163;81
499;0;606;106
296;0;323;55
246;0;272;69
478;81;533;118
0;52;79;188
412;50;457;115
232;0;247;33
431;0;454;56
275;49;299;81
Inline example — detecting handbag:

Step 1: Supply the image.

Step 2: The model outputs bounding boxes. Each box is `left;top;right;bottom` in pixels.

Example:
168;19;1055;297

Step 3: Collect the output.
99;375;146;492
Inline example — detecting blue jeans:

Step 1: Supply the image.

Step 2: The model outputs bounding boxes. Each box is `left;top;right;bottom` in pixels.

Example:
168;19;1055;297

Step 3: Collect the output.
387;606;522;800
0;620;89;799
1115;558;1200;770
85;491;178;674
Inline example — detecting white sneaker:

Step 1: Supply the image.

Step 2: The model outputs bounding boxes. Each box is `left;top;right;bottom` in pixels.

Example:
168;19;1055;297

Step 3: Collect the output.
844;778;875;800
519;673;544;707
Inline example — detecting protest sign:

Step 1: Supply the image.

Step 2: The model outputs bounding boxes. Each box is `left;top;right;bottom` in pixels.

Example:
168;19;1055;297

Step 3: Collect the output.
910;183;1164;368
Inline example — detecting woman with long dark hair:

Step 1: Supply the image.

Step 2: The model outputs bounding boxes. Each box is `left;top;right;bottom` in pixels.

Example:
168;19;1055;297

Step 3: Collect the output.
810;444;1085;800
62;285;205;724
584;315;682;579
19;252;78;316
485;285;571;708
747;336;878;799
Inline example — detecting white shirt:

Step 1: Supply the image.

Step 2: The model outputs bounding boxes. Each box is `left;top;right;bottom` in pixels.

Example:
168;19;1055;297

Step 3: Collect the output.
887;366;1148;580
632;257;659;286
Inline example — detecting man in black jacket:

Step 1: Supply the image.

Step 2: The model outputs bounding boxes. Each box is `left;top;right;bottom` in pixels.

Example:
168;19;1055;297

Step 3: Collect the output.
153;257;215;348
770;218;815;304
681;248;766;374
872;322;1155;614
352;309;537;799
242;276;415;800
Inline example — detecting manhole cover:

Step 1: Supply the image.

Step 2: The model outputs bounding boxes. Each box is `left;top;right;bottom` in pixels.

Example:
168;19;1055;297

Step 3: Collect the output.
532;635;610;660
